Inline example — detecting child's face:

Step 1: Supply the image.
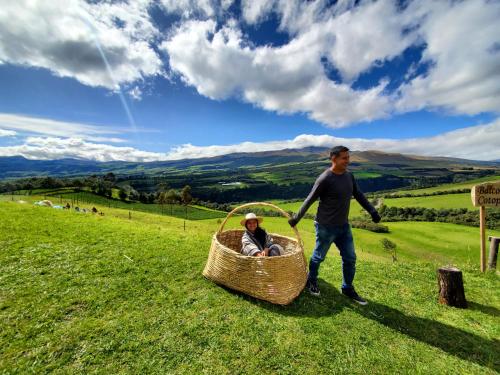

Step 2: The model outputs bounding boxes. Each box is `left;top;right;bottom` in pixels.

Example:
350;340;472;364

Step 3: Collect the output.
246;219;258;232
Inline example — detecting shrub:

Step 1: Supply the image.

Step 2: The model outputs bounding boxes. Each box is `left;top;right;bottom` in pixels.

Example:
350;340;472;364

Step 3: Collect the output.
381;238;397;262
351;220;389;233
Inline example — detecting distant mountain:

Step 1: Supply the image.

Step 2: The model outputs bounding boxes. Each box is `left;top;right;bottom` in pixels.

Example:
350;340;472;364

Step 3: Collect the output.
1;148;499;180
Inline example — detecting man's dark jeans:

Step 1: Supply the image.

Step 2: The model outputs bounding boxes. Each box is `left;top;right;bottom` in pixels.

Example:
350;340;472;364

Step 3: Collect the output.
308;222;356;289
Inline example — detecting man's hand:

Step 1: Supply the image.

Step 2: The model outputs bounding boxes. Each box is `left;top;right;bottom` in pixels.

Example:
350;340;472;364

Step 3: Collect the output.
288;215;299;227
370;211;381;223
256;251;265;257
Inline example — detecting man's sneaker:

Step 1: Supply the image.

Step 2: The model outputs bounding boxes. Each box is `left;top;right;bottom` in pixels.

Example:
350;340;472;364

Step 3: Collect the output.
341;287;368;305
306;279;321;296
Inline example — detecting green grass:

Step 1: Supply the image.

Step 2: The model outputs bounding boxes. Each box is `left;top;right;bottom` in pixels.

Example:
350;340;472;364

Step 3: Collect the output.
352;171;382;179
259;175;500;216
384;193;476;210
394;175;500;195
1;201;499;373
271;199;366;218
218;215;500;266
0;191;226;221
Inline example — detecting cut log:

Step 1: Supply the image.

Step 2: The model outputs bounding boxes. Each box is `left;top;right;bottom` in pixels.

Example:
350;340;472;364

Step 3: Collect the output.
437;267;467;308
488;236;499;270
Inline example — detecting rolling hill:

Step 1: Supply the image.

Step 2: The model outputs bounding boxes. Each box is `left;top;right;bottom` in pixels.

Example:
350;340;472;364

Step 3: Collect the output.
1;148;498;179
2;148;499;203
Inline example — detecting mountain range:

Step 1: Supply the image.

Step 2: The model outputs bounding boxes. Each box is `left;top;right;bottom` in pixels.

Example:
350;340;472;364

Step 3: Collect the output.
1;147;499;180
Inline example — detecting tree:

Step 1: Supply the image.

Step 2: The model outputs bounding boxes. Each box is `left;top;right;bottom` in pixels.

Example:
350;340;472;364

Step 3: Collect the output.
103;172;116;184
181;185;192;206
40;176;63;189
25;182;34;195
147;192;156;204
155;182;169;193
158;191;167;213
105;187;113;198
72;178;84;191
129;189;140;201
381;238;397;262
96;180;112;197
139;192;148;203
119;189;128;201
165;189;180;215
86;175;98;193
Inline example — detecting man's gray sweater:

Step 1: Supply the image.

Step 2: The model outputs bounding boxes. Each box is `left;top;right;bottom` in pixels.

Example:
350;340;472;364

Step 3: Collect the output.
295;169;376;226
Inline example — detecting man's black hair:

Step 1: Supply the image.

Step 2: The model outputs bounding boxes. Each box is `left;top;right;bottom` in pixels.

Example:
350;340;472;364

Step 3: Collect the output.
329;145;350;159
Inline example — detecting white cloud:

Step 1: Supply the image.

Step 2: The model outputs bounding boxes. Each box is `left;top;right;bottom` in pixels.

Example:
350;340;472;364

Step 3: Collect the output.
163;0;499;127
0;137;168;162
0;113;126;143
241;0;275;25
0;128;16;137
128;86;143;101
0;0;162;89
1;119;499;161
397;0;500;115
165;118;500;161
0;0;498;130
159;0;234;19
162;19;391;127
241;0;417;81
241;0;331;35
325;0;418;82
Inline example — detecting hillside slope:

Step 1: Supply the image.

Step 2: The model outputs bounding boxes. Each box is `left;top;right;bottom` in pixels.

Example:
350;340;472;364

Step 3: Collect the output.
0;202;498;373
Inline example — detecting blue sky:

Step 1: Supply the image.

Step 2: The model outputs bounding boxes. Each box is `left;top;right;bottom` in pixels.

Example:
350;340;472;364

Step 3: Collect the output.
0;0;499;161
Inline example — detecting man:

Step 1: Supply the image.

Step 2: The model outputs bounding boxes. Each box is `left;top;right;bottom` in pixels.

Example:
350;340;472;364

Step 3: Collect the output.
288;146;381;305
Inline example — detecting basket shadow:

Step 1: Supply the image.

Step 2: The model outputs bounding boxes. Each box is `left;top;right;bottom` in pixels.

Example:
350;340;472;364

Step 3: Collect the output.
220;278;348;317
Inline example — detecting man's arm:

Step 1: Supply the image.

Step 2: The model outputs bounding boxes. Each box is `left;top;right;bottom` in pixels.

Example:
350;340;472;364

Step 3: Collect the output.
288;175;325;227
352;174;381;223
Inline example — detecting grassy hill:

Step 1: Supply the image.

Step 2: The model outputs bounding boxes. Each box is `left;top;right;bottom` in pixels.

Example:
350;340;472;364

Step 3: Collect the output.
1;200;499;373
2;150;499;204
272;176;500;217
383;193;474;210
0;190;226;221
389;175;500;195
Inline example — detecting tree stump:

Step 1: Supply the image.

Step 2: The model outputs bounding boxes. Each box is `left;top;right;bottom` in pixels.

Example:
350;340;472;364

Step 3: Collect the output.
488;236;499;270
437;267;467;308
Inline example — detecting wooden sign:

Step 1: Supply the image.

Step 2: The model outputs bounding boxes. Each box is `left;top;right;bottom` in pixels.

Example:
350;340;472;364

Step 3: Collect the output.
471;181;500;272
471;181;500;207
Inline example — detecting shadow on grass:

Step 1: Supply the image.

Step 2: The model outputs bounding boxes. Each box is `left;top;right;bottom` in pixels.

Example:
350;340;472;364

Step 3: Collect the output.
219;278;348;318
352;299;500;372
467;301;500;317
237;280;499;372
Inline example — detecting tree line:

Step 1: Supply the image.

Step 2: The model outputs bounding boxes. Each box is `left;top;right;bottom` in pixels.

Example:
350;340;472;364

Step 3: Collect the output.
377;204;500;230
0;174;194;211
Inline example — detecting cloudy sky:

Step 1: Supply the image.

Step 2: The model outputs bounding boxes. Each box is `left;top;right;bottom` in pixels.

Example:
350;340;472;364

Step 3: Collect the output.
0;0;499;161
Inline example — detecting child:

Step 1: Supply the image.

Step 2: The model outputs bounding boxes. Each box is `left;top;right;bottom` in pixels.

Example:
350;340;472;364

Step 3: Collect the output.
241;213;283;257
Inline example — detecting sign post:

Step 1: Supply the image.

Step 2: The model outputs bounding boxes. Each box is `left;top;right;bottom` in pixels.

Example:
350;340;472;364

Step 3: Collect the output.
471;181;500;272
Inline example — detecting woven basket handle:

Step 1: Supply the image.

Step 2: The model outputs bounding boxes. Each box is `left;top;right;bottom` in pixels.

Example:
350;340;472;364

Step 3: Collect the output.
217;202;303;249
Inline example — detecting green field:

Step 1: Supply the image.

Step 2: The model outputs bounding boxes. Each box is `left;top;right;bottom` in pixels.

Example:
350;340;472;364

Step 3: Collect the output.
276;191;493;214
0;191;226;221
272;199;367;219
384;193;475;210
393;175;500;195
1;200;499;373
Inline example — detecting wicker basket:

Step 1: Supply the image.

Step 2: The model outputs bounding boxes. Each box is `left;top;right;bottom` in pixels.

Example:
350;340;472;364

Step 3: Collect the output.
203;202;307;305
